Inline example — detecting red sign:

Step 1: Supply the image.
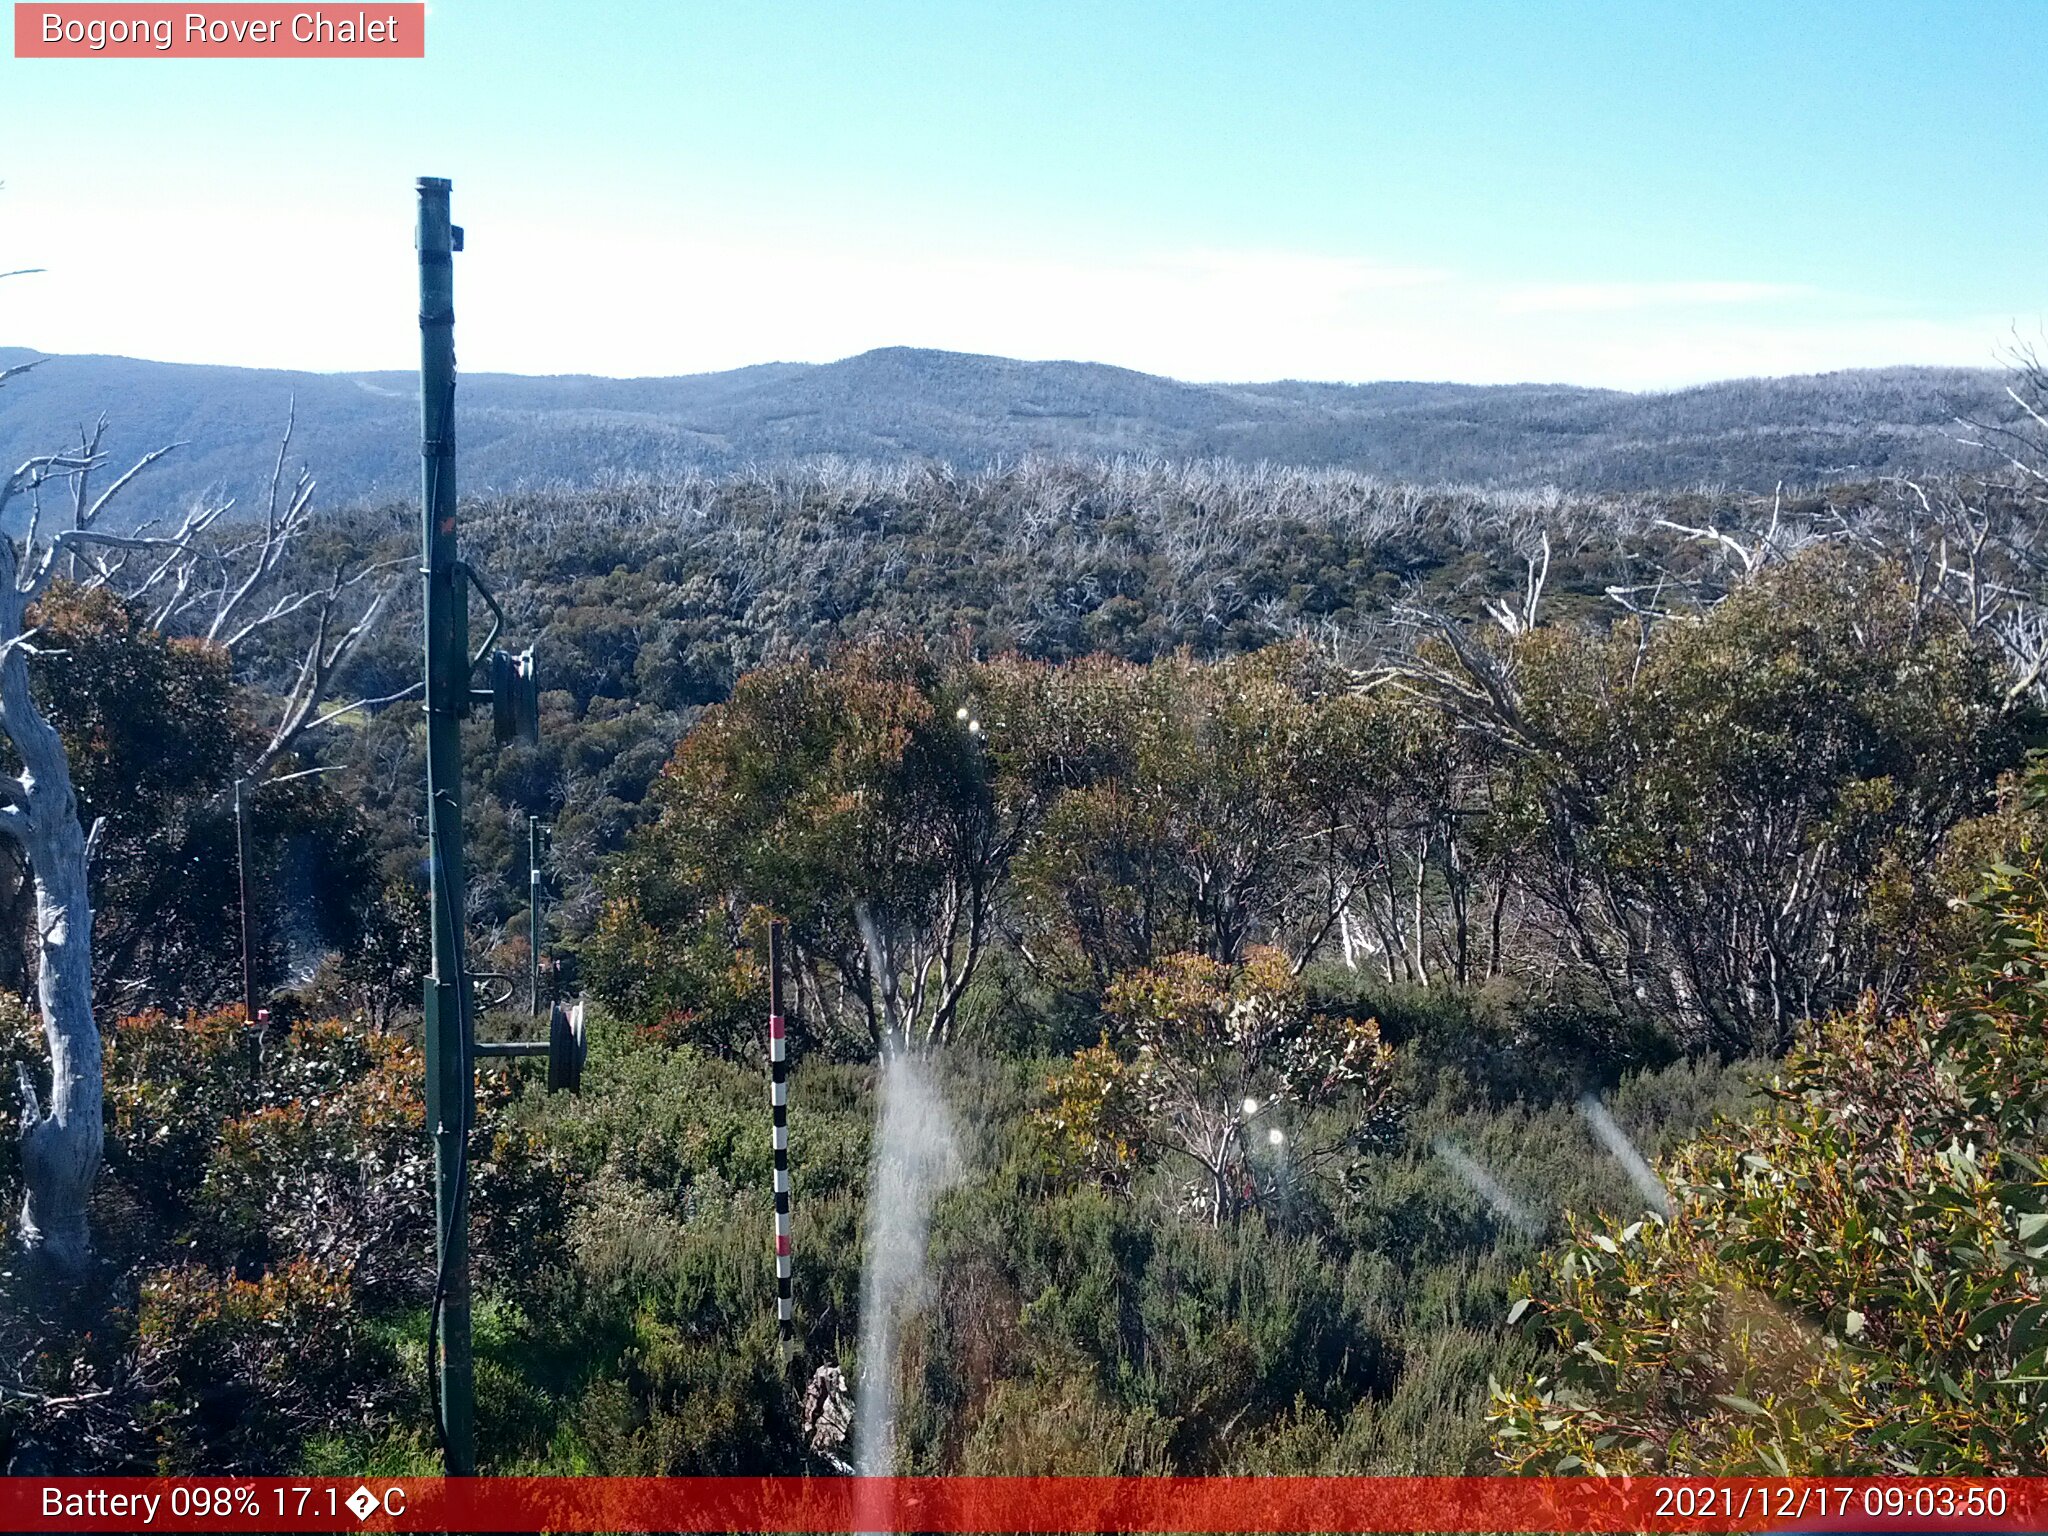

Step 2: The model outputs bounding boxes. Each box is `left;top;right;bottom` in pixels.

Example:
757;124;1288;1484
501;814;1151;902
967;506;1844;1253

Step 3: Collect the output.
0;1476;2039;1533
14;4;425;57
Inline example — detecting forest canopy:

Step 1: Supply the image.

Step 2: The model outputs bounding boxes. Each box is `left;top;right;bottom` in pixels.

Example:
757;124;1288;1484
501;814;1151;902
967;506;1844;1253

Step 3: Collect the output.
7;431;2048;1476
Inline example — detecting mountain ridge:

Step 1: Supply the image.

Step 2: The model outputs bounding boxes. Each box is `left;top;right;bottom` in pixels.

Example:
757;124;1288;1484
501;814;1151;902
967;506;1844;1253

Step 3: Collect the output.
0;344;2015;519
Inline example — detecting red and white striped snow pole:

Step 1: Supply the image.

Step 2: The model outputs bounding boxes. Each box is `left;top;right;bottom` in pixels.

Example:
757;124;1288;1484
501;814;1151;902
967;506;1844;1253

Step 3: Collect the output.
768;920;794;1361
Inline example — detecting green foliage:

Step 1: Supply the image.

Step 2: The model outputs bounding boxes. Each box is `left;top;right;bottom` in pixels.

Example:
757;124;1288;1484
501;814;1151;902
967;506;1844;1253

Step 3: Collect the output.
590;639;1031;1054
196;1018;433;1305
137;1260;388;1473
26;584;381;1015
1492;548;2025;1052
401;1008;1744;1478
1043;948;1396;1225
1009;647;1421;999
600;547;2029;1070
1328;973;1671;1107
1011;652;1302;990
24;450;2048;1478
100;1009;259;1233
300;869;429;1030
94;1013;432;1469
101;1009;436;1298
2;1010;565;1473
9;972;1752;1477
1492;785;2048;1472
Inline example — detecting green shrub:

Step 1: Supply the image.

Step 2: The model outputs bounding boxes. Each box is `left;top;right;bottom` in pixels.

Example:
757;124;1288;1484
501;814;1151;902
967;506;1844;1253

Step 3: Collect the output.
137;1261;392;1473
1492;827;2048;1473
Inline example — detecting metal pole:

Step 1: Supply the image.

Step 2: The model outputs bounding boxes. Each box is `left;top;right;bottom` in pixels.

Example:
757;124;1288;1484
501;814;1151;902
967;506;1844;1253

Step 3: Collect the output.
528;815;542;1018
417;175;475;1476
768;921;794;1363
234;776;256;1024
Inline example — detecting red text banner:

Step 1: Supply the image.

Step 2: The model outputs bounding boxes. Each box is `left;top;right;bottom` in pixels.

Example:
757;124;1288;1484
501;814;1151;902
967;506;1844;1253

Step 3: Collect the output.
2;1476;2043;1533
15;5;424;58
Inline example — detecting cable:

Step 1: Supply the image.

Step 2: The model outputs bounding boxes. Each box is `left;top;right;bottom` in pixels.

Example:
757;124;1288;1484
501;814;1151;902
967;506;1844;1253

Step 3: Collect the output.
424;792;473;1459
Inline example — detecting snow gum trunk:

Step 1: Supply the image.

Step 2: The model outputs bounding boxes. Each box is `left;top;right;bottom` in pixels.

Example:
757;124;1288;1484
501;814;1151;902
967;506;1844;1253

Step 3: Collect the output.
18;819;97;1268
12;718;99;1272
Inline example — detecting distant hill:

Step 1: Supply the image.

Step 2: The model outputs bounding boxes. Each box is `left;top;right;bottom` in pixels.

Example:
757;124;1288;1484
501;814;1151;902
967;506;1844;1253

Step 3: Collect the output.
0;345;2018;522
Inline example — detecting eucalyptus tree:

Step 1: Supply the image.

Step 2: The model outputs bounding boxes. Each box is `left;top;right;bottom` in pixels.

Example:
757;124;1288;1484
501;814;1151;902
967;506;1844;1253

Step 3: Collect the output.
592;640;1039;1055
1374;546;2026;1053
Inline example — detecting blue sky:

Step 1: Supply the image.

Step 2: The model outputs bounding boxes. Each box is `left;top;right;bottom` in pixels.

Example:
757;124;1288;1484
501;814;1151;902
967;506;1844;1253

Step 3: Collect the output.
3;0;2044;386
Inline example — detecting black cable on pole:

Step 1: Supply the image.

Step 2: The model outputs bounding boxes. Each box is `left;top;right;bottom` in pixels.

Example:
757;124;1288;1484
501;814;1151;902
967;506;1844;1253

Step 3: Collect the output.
424;794;472;1455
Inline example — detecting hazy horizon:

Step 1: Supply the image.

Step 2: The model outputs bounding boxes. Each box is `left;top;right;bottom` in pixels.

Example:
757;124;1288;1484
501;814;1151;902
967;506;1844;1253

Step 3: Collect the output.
5;1;2044;391
0;337;2015;398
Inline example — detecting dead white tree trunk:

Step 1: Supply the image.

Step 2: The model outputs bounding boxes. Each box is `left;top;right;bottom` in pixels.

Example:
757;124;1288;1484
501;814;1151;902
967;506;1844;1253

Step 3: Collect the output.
13;767;95;1271
0;389;405;1271
0;449;102;1271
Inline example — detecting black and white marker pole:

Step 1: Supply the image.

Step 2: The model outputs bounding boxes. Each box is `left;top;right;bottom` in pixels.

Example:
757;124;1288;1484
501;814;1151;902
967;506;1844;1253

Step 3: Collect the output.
768;920;795;1362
